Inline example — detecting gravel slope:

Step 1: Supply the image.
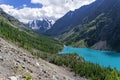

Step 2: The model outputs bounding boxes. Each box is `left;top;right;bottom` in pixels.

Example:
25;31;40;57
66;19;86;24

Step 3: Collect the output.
0;37;87;80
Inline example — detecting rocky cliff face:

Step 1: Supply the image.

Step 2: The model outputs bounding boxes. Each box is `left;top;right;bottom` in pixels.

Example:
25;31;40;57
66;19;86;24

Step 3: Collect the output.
0;37;86;80
25;19;53;34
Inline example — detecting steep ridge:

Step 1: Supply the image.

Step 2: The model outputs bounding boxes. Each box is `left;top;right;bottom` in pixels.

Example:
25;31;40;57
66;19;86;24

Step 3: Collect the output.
45;0;105;36
46;0;119;36
0;8;25;28
61;0;120;52
45;0;120;52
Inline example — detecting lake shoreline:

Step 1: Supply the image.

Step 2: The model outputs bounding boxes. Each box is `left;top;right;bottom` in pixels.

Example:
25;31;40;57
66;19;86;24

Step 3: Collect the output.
60;46;120;71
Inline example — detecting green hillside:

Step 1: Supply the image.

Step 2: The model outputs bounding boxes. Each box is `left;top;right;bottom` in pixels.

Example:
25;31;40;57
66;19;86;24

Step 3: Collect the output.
0;15;63;54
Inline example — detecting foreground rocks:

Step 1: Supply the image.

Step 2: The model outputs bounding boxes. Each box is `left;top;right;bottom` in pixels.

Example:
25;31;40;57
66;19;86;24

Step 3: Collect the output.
0;38;87;80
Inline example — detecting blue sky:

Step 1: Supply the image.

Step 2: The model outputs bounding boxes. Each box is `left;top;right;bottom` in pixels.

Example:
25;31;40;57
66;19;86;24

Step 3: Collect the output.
0;0;95;23
0;0;42;9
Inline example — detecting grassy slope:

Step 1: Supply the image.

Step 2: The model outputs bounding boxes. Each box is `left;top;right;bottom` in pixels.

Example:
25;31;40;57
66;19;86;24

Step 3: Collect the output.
0;15;63;54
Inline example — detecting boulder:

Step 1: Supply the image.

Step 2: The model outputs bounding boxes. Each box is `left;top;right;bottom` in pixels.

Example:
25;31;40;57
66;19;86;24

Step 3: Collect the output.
8;76;17;80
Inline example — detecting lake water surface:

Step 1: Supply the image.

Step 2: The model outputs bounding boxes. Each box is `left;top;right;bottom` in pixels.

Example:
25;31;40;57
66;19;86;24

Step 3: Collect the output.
60;46;120;70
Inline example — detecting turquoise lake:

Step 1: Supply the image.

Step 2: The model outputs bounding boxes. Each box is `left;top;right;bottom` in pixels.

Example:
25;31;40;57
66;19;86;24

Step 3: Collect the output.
60;46;120;70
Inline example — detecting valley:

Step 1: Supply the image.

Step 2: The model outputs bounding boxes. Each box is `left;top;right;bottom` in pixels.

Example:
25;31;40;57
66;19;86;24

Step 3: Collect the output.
46;0;120;52
0;0;120;80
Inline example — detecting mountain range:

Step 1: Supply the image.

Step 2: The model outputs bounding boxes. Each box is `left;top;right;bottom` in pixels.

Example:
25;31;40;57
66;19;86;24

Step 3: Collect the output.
1;0;120;79
1;0;120;52
25;19;53;33
45;0;120;52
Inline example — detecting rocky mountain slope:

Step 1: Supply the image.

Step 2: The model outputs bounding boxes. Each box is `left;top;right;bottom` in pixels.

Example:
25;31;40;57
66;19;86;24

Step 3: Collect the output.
45;0;120;52
25;19;52;34
61;0;120;52
45;0;105;36
0;37;87;80
46;0;119;36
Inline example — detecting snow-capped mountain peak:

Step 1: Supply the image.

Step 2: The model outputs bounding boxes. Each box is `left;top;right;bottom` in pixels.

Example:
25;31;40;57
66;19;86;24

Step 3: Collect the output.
25;18;53;33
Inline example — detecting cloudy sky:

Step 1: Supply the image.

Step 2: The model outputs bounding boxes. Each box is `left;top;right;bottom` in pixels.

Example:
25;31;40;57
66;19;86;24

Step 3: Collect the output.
0;0;95;23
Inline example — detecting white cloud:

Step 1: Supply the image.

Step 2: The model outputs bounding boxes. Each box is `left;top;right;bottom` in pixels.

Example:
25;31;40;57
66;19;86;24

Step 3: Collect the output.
0;0;95;23
31;0;95;11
